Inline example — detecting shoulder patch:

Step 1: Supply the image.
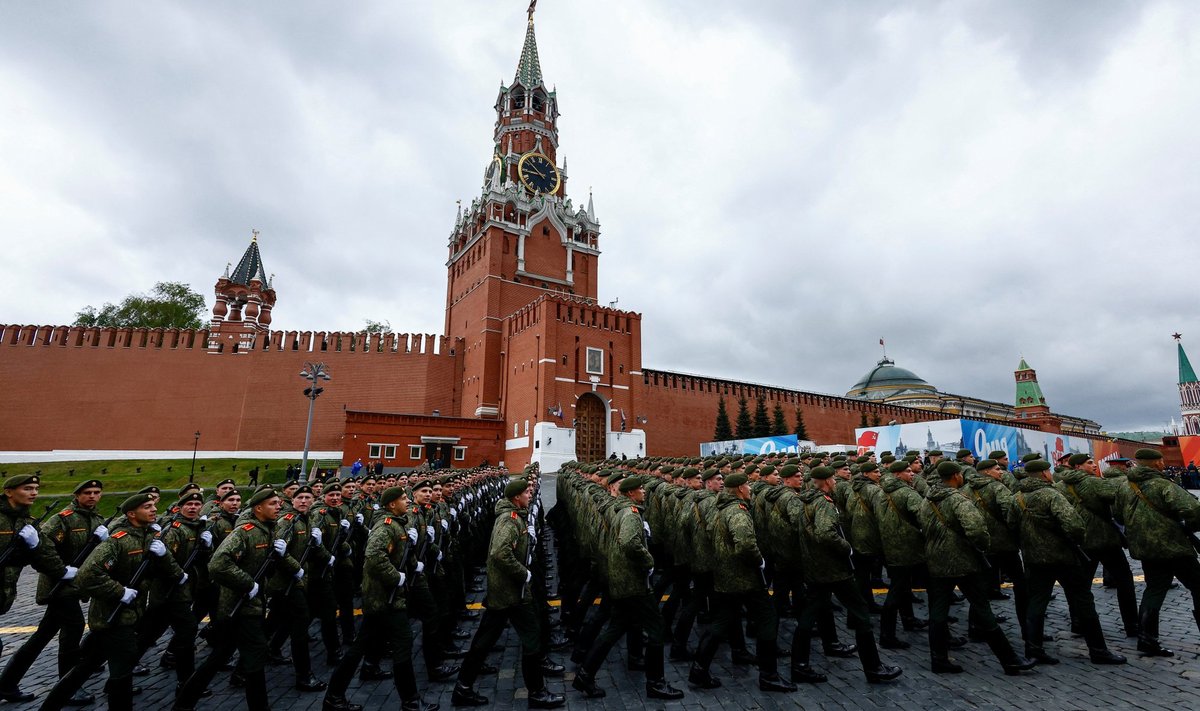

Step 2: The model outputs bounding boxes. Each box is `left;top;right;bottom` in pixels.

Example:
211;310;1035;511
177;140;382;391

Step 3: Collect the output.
384;517;393;525
319;508;327;514
172;521;182;528
631;506;639;514
241;523;256;531
59;509;73;517
112;530;127;539
739;504;747;510
511;511;519;519
283;513;295;520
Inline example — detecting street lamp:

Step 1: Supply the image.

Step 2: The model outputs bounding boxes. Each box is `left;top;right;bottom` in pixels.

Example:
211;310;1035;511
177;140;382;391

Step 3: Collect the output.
189;431;201;483
299;362;331;484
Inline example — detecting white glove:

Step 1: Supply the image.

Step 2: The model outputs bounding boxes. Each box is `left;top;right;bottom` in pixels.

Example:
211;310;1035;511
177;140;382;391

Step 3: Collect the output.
120;587;138;605
311;528;323;545
93;525;110;541
328;554;336;566
339;519;350;530
647;567;655;580
372;504;380;511
759;558;767;571
178;573;189;585
294;568;305;581
62;566;78;581
355;513;364;526
199;515;208;522
425;525;435;538
273;539;287;556
406;528;418;541
247;582;260;599
525;570;532;583
437;551;443;562
450;508;458;519
150;523;162;532
642;521;651;536
148;539;167;557
456;502;463;512
396;572;407;588
527;525;537;539
200;531;213;548
17;524;39;548
440;519;449;532
415;561;425;574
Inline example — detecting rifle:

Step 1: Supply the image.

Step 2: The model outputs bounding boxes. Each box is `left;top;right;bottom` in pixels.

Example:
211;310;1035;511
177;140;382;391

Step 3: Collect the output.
323;512;357;580
283;516;316;597
47;511;120;597
0;500;59;568
519;515;536;600
229;517;296;618
106;526;166;624
178;516;218;577
387;536;414;606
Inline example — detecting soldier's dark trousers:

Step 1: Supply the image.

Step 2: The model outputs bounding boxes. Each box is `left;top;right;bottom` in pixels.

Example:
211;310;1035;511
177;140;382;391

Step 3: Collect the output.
852;553;881;610
135;596;197;683
267;586;319;678
328;609;418;701
928;572;999;662
333;564;357;640
1025;563;1105;655
1084;546;1138;635
1139;556;1200;646
793;578;882;673
696;589;779;676
582;593;666;681
987;551;1029;638
458;601;544;692
409;578;450;672
308;573;342;652
880;564;917;639
0;596;84;690
38;626;137;711
657;564;689;630
176;616;270;710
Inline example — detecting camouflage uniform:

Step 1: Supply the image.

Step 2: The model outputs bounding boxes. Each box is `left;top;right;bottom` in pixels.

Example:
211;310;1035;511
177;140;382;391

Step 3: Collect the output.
966;470;1029;638
874;473;924;643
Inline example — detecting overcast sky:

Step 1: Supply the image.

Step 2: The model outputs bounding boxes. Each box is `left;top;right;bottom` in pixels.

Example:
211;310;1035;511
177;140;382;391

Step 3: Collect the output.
3;1;1197;432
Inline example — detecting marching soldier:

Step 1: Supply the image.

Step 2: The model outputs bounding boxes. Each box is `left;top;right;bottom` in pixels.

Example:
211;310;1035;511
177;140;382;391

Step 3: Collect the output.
407;478;462;683
874;461;926;649
0;479;104;706
200;479;236;518
847;462;885;612
965;459;1028;638
265;485;329;691
1114;448;1200;656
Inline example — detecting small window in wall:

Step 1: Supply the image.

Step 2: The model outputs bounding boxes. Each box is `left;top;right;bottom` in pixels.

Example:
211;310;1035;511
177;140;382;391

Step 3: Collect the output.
454;446;467;461
383;445;397;460
586;347;604;375
409;445;423;460
524;420;529;436
514;423;519;438
368;444;381;459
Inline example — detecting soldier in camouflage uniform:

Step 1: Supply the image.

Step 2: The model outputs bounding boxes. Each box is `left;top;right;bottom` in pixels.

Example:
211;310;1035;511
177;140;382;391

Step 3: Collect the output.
199;479;236;519
965;459;1028;636
689;473;796;693
1015;460;1125;666
0;479;105;706
874;461;926;649
194;489;241;641
406;478;461;683
1114;448;1200;656
452;478;565;709
848;462;885;613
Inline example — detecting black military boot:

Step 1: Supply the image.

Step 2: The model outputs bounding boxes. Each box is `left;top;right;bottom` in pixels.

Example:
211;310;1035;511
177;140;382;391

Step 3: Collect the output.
449;683;488;707
360;663;393;681
879;607;910;649
984;628;1036;675
687;663;721;689
323;693;364;711
401;697;440;711
570;669;605;698
1083;619;1127;665
856;629;902;682
929;624;963;674
527;688;566;709
758;673;797;693
646;678;684;700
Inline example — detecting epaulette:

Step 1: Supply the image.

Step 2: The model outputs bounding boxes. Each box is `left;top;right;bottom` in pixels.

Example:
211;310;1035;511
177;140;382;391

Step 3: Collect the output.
738;504;747;510
172;521;182;528
283;513;295;520
112;531;127;539
59;509;73;517
631;506;639;514
384;517;393;525
241;523;255;531
510;511;518;519
319;508;327;515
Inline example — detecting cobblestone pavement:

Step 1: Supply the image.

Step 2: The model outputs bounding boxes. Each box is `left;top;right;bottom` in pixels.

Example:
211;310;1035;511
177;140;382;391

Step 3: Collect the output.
0;474;1197;710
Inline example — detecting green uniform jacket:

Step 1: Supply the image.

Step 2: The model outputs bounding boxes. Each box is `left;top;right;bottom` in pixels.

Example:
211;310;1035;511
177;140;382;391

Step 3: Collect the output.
485;498;530;610
847;475;884;556
920;485;990;578
38;503;104;604
797;487;853;584
1115;465;1200;561
691;490;719;574
0;499;67;614
1013;477;1086;568
711;492;764;594
267;510;329;594
148;516;199;604
1056;470;1122;552
875;474;924;567
209;517;299;619
766;487;803;568
315;505;354;572
966;474;1019;554
362;514;411;614
607;499;654;599
753;484;788;557
669;488;696;567
77;522;159;630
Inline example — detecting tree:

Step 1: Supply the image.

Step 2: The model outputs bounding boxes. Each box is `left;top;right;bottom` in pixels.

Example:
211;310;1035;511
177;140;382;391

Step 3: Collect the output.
772;402;789;436
74;281;206;329
713;395;734;442
794;407;809;441
870;413;882;427
752;397;771;437
735;397;753;439
859;412;869;428
363;319;392;334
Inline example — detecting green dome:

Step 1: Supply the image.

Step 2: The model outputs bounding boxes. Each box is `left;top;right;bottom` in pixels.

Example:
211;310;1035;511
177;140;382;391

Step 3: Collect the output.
846;358;937;401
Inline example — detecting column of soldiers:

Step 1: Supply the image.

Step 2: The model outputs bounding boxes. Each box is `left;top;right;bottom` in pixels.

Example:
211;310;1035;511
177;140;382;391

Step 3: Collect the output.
550;444;1200;699
0;466;545;711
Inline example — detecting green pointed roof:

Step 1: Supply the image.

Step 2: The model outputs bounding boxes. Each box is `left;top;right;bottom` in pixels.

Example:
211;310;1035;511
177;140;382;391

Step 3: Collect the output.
1017;358;1031;371
515;17;543;87
1179;343;1198;384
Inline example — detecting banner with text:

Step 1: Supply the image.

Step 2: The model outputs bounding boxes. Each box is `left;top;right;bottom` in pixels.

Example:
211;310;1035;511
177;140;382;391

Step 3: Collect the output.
700;434;805;457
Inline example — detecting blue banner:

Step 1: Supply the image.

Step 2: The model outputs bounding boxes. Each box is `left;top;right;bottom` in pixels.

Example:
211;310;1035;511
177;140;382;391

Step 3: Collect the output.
700;434;800;457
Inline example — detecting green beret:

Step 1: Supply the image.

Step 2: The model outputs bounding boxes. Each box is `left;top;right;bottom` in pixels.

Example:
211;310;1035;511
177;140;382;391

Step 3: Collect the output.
411;479;434;491
831;460;850;470
779;465;801;478
120;493;153;513
178;483;202;498
888;461;910;473
955;449;972;459
292;485;313;497
700;468;721;482
904;452;919;460
988;451;1007;460
380;486;407;506
618;476;645;493
1067;453;1090;466
855;456;870;465
936;461;963;478
218;489;242;502
177;492;204;506
1135;448;1163;460
605;471;626;486
860;462;879;474
679;467;700;480
976;459;998;471
743;464;758;475
928;450;943;457
1019;453;1041;463
809;466;834;480
758;465;776;477
1025;460;1052;473
247;488;278;508
323;483;342;494
73;479;103;494
503;479;529;499
137;486;160;495
724;473;748;488
880;454;896;464
659;466;675;476
800;453;814;460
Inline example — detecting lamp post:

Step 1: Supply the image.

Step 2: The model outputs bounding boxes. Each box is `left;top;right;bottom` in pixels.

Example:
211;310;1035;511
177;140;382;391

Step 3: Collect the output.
298;362;331;484
189;431;201;483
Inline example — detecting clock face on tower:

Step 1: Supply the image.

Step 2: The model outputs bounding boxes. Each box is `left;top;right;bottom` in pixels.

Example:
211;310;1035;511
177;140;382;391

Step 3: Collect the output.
517;152;560;195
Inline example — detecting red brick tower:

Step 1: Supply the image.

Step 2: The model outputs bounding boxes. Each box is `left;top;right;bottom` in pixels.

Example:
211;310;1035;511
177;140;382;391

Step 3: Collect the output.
445;9;602;420
208;231;276;353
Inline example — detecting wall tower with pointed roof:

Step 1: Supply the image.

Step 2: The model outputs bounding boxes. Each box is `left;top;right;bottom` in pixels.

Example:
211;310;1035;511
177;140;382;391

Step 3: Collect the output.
1177;337;1200;435
1013;358;1061;431
208;231;276;353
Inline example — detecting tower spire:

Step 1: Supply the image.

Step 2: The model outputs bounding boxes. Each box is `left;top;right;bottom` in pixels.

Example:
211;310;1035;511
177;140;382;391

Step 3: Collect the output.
1177;334;1200;435
1176;334;1197;384
515;2;544;87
